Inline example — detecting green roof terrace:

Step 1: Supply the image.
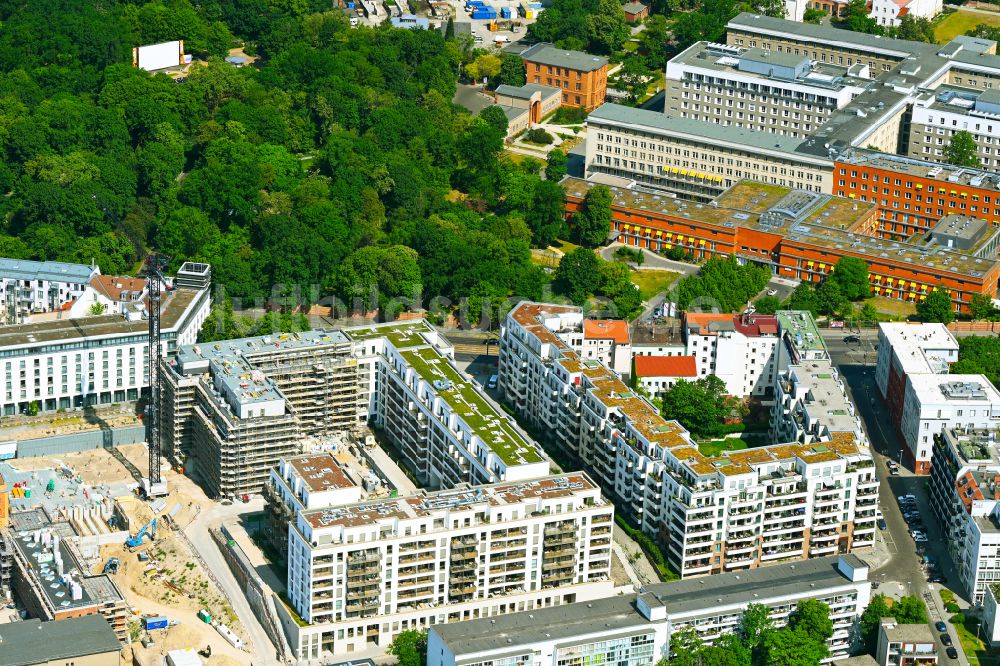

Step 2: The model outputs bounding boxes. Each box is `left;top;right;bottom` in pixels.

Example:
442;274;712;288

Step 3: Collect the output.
346;320;436;349
399;346;544;467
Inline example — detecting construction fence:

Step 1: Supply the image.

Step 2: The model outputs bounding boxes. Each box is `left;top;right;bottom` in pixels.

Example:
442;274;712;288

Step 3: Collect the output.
8;425;145;458
210;524;293;663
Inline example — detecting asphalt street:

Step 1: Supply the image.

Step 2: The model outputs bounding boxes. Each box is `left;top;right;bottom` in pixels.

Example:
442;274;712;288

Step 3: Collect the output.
821;328;968;664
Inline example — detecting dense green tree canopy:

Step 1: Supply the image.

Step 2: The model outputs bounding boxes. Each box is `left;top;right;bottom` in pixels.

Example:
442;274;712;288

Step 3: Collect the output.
0;0;560;326
916;288;955;324
953;336;1000;389
660;375;740;438
947;130;981;168
829;256;870;301
674;257;771;313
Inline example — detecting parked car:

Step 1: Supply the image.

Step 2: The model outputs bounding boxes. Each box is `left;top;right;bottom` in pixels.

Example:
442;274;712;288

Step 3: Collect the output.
935;621;948;633
941;634;953;647
947;647;959;659
878;518;887;530
929;574;946;584
767;288;778;296
914;533;929;543
844;335;861;344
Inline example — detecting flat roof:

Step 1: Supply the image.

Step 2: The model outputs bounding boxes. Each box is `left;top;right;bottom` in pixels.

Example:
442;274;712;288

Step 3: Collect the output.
0;616;120;666
777;311;827;355
589;104;828;164
583;319;629;344
563;177;998;280
836;149;1000;190
511;302;866;479
495;83;561;100
906;373;1000;404
345;319;437;349
433;593;653;657
302;473;598;530
520;43;608;72
727;12;928;59
879;322;958;375
0;258;97;285
287;453;356;493
673;42;865;93
400;345;542;465
0;285;199;351
644;553;867;616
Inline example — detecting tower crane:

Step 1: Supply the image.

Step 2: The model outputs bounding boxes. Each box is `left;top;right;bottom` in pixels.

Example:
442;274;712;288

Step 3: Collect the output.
92;195;169;498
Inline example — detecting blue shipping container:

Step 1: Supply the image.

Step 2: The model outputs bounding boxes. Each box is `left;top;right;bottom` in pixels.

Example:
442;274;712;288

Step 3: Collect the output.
466;1;484;7
501;7;512;17
472;8;496;18
144;616;169;631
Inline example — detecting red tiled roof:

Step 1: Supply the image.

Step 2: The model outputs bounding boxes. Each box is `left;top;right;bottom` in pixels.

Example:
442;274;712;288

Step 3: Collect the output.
584;319;630;345
90;275;146;302
683;313;732;335
634;355;697;378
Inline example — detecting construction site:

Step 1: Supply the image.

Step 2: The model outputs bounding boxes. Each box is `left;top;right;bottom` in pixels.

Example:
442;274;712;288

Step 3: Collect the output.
0;444;250;666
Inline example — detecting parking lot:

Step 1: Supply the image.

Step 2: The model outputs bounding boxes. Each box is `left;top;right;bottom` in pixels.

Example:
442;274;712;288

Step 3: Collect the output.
352;0;541;47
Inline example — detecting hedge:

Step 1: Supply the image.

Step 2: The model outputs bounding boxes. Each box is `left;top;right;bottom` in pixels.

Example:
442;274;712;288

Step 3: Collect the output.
615;514;679;581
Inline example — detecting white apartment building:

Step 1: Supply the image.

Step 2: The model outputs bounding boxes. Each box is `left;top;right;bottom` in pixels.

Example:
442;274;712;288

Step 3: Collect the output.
875;620;938;665
0;262;210;417
772;312;866;447
684;311;781;397
501;302;878;578
901;376;1000;469
0;259;100;326
875;322;967;473
665;42;868;139
869;0;941;27
929;427;1000;604
428;554;872;666
282;473;614;661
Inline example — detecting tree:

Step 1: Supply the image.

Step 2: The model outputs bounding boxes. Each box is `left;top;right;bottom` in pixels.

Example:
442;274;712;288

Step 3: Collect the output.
499;52;526;87
788;600;833;643
859;594;892;654
640;15;670;70
816;279;848;316
785;282;819;315
740;603;773;650
969;293;1000;320
388;630;427;666
841;0;881;34
445;17;455;39
89;302;107;316
946;130;981;168
572;185;613;247
555;248;602;304
758;627;829;666
859;301;879;324
600;261;643;319
526;180;568;247
897;15;934;42
661;375;738;438
916;287;954;324
829;256;870;301
698;634;752;666
953;336;1000;387
892;595;929;624
480;105;510;138
674;257;771;313
546;149;568;182
755;0;786;18
466;54;502;82
664;626;702;665
754;295;780;315
617;57;650;105
587;0;630;53
803;7;826;23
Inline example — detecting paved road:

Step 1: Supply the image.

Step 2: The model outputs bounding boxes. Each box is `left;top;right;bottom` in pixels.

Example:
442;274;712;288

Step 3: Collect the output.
452;83;494;116
825;334;968;664
599;242;698;276
186;498;281;666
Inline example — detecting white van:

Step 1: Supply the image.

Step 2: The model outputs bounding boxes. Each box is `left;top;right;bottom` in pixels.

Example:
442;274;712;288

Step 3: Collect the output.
487;374;498;389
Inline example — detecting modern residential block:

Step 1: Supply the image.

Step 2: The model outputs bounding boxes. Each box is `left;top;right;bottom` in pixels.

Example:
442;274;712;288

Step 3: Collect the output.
428;554;872;666
500;302;878;578
0;258;100;325
0;262;210;418
684;311;780;397
929;426;1000;605
282;473;614;660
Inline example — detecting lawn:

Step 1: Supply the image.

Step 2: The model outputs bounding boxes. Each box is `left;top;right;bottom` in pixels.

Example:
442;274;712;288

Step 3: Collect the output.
698;438;749;457
934;10;1000;44
950;612;1000;666
631;269;681;300
867;296;916;321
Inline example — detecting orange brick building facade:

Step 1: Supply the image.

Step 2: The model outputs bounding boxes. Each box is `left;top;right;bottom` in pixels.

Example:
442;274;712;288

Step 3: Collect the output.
521;44;608;112
564;178;1000;314
834;154;1000;241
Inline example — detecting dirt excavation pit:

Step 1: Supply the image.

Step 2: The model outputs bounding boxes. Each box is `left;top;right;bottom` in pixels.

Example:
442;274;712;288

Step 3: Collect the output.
9;443;150;486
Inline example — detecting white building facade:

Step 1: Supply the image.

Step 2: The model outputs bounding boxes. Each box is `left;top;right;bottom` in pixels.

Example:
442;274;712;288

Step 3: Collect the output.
283;473;614;660
0;259;100;326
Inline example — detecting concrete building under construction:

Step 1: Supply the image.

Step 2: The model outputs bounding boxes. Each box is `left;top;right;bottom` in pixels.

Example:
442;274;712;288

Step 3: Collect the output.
161;330;364;498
